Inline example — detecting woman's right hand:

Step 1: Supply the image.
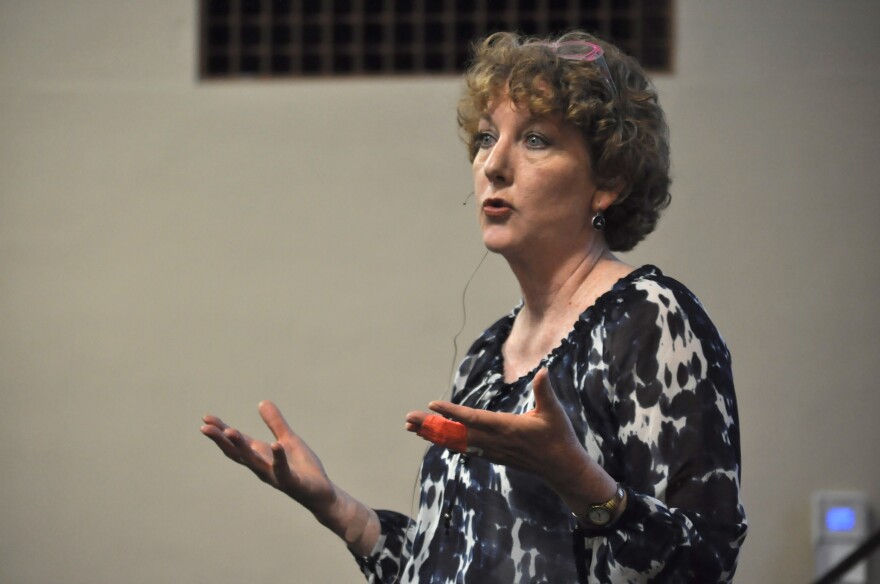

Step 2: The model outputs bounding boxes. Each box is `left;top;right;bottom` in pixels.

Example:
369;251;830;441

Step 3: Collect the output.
200;400;337;517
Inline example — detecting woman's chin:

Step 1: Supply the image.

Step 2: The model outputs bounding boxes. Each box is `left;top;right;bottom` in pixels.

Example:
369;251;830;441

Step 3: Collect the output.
481;234;508;254
481;235;522;258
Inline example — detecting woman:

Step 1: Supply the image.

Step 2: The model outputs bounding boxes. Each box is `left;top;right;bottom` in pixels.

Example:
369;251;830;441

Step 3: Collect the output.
201;31;747;583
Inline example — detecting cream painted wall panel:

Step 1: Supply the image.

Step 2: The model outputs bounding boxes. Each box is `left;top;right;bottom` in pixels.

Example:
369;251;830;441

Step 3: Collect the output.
2;1;879;582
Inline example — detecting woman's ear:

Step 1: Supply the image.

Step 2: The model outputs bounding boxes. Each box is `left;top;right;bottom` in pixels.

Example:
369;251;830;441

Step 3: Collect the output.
591;181;625;213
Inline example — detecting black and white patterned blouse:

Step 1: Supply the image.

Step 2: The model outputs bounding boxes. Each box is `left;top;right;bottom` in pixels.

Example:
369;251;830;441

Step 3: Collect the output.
354;266;747;583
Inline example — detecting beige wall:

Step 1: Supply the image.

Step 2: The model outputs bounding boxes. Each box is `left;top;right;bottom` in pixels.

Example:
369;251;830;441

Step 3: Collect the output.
1;1;878;582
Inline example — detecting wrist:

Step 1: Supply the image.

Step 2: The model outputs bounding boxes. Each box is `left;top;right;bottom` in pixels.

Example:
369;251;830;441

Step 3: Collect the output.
543;451;625;527
315;486;379;555
545;450;616;508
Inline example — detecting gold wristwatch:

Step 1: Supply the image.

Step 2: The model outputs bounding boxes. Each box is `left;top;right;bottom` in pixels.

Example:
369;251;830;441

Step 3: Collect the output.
574;483;626;528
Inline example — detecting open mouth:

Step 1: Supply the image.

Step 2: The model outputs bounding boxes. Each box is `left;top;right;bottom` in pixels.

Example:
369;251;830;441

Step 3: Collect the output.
482;197;513;217
483;198;510;209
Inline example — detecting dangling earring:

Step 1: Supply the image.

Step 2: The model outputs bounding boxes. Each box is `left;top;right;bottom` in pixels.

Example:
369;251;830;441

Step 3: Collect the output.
592;210;606;231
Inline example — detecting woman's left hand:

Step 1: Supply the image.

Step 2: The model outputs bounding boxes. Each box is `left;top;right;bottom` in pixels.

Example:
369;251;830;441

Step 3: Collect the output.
405;368;616;502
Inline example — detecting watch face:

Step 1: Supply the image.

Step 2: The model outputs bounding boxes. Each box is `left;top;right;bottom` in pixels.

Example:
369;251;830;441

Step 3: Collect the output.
588;507;612;526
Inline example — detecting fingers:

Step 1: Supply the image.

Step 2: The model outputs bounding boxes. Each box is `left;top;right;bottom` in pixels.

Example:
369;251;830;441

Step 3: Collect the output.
404;370;584;479
427;401;498;431
201;413;275;483
406;411;470;453
225;427;276;483
222;427;253;463
415;415;468;453
271;442;297;490
421;368;561;431
202;414;230;431
404;410;431;432
201;416;244;462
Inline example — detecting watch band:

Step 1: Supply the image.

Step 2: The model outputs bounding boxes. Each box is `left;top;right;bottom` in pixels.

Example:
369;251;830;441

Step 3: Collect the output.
573;483;625;528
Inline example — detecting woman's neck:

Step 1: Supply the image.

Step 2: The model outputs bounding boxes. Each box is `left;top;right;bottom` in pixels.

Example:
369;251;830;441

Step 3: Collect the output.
507;238;617;323
500;239;632;382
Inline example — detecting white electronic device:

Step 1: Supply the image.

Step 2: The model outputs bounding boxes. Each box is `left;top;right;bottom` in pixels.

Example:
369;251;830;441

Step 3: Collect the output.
812;491;871;584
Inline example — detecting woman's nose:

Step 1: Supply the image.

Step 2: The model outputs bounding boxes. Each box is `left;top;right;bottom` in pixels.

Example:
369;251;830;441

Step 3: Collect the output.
483;138;512;185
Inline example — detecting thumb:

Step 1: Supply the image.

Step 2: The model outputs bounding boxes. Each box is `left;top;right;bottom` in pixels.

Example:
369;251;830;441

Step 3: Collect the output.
259;400;294;441
531;368;564;414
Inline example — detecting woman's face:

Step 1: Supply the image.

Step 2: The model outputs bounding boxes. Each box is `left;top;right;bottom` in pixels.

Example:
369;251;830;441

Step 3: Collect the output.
472;93;606;263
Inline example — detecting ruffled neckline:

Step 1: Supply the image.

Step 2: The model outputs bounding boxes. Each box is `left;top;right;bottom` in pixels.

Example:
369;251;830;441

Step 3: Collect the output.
493;264;661;388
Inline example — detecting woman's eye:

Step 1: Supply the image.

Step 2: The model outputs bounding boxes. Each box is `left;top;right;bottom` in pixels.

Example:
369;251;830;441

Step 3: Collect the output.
525;134;549;148
477;132;496;148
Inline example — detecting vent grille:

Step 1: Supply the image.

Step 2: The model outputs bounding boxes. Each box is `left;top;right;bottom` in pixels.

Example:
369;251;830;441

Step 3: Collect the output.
200;0;673;79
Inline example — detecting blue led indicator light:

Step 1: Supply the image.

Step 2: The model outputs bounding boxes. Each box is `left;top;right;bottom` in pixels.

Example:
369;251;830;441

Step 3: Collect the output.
825;507;856;532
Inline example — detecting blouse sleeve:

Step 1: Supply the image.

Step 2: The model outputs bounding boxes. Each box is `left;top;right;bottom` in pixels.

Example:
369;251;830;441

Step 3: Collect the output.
351;510;414;584
580;279;748;582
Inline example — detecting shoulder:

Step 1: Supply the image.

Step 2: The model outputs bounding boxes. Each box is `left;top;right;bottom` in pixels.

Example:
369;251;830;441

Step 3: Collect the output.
599;266;720;337
606;265;700;312
466;302;520;356
452;303;520;395
590;266;729;367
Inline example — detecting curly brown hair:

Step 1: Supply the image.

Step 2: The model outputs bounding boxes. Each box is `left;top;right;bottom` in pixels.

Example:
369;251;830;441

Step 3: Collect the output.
458;31;671;252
